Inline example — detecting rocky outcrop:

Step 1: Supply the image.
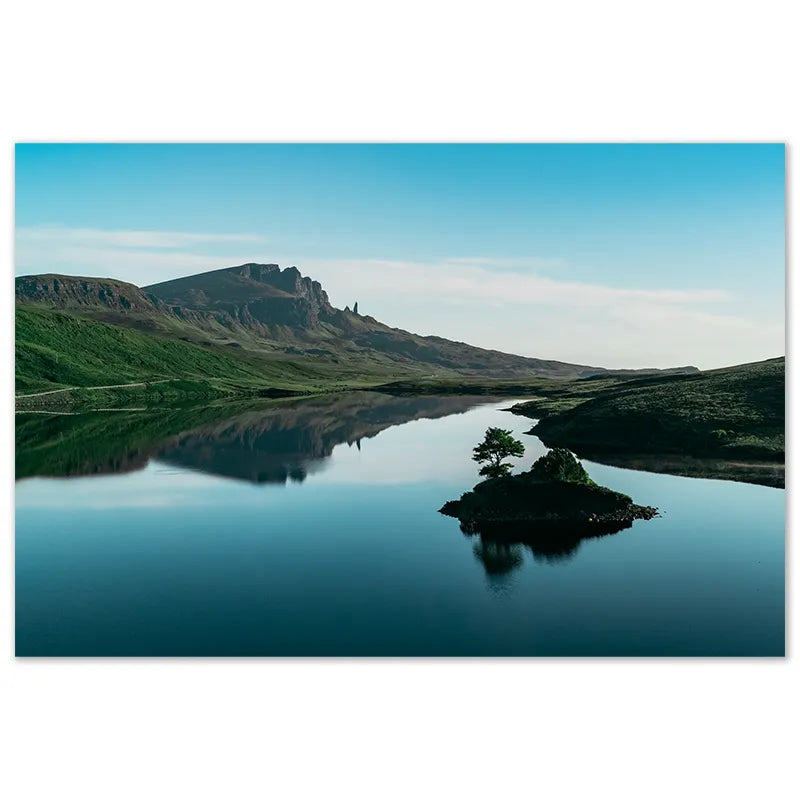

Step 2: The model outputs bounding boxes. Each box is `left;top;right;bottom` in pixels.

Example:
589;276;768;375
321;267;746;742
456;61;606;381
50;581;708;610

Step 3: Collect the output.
14;273;245;335
144;263;336;331
15;274;158;313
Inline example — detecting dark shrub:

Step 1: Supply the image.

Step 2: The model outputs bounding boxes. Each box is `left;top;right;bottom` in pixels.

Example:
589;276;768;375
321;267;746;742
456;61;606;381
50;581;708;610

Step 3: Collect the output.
529;448;591;484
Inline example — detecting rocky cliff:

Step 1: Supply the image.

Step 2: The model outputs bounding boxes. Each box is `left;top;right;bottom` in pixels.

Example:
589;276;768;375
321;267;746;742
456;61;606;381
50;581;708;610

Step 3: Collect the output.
144;263;335;330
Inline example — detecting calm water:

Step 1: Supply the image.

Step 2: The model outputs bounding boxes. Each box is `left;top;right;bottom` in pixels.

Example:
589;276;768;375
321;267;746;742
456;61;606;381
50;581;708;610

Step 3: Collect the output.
15;393;785;656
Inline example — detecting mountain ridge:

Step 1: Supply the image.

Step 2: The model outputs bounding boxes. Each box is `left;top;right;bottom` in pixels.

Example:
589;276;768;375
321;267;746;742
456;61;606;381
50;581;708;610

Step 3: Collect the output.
15;263;700;383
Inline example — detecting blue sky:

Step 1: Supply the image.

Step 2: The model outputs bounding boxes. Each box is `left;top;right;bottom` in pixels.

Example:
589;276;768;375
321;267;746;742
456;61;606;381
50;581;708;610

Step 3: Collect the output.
14;144;785;369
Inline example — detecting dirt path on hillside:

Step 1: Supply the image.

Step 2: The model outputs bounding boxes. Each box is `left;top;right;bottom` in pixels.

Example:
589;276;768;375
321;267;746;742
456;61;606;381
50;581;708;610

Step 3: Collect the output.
16;379;172;399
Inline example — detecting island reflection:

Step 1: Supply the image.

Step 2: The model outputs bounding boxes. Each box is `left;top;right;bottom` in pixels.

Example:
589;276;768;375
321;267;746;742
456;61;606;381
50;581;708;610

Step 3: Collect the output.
466;518;639;579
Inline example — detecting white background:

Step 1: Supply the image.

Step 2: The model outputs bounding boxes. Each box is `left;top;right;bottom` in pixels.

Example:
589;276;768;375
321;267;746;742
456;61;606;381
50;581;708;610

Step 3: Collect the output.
1;2;796;798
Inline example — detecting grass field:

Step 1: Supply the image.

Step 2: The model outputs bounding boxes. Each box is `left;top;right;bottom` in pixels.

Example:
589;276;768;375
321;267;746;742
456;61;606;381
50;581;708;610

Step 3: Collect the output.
510;357;785;470
14;307;430;404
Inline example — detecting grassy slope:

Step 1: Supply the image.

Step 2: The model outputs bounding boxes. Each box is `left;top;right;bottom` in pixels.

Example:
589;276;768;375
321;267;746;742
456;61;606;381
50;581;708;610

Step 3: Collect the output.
15;306;423;400
512;357;785;464
14;306;611;408
16;306;304;393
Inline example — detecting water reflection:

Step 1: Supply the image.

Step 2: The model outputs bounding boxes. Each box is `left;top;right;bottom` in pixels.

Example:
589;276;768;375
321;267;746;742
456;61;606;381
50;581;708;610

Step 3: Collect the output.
464;517;637;578
15;395;785;655
15;392;491;484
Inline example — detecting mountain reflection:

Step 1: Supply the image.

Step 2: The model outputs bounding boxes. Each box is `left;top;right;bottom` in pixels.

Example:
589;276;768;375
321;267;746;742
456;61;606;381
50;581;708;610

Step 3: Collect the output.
15;392;488;484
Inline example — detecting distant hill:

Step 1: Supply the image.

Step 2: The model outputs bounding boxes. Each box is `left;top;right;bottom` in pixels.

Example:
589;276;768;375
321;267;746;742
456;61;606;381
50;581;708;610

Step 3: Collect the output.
15;263;700;393
510;357;785;487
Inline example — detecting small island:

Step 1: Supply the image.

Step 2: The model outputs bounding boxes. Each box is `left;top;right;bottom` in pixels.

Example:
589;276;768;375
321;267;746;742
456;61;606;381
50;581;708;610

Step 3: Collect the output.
440;429;658;543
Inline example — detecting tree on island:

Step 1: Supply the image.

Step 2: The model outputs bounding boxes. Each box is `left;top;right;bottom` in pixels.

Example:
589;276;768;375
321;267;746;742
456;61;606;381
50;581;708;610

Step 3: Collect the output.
353;301;359;314
472;427;525;479
529;447;593;484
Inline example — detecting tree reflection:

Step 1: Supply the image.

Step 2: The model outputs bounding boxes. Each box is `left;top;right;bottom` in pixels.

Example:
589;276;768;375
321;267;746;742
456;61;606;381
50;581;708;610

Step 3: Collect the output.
472;539;524;577
461;518;635;577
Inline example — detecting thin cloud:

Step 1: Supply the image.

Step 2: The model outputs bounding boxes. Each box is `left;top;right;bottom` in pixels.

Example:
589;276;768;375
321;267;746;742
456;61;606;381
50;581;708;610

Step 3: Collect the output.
15;243;229;284
441;256;566;272
16;226;267;249
14;226;269;284
297;257;731;309
294;256;778;369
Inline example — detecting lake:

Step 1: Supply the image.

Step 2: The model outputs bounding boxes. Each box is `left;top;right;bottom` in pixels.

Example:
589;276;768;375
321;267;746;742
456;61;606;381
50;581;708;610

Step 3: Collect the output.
15;393;785;656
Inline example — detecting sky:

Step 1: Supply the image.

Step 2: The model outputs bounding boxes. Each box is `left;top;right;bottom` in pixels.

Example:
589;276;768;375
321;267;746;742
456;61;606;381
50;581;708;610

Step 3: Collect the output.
14;143;785;370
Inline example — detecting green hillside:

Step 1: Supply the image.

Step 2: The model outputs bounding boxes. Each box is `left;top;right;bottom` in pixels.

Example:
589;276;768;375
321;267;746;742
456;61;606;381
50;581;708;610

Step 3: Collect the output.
513;357;785;462
14;306;384;398
12;306;608;409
